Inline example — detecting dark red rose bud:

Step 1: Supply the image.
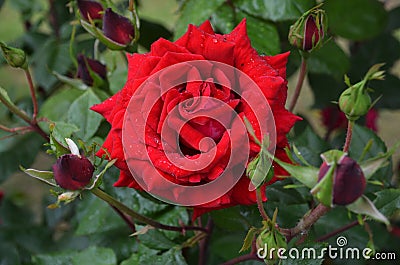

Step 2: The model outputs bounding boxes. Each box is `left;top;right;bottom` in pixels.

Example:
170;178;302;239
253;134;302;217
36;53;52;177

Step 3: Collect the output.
288;5;326;53
102;8;135;45
77;0;104;21
318;156;366;206
77;54;107;86
0;190;3;203
53;154;94;190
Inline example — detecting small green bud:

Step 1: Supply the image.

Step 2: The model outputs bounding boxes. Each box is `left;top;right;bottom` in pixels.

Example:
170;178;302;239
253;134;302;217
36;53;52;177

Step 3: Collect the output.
338;85;371;121
0;42;28;69
338;64;385;121
256;227;287;264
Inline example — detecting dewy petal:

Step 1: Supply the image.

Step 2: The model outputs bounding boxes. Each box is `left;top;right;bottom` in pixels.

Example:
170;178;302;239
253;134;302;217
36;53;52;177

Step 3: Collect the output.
77;0;104;21
102;8;135;45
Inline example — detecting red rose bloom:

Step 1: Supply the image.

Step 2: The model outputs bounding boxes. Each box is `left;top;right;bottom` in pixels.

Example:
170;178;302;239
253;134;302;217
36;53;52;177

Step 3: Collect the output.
91;19;299;219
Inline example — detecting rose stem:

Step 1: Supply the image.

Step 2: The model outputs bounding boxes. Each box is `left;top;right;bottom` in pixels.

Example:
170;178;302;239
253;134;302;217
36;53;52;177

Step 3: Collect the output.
343;120;354;152
280;203;330;242
198;217;213;265
288;57;307;113
110;205;136;233
91;187;208;233
24;68;38;121
0;88;48;141
316;219;363;242
256;188;269;221
220;253;262;265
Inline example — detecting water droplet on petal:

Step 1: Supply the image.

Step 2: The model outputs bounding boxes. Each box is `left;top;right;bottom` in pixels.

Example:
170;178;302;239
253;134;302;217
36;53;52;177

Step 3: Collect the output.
212;38;218;44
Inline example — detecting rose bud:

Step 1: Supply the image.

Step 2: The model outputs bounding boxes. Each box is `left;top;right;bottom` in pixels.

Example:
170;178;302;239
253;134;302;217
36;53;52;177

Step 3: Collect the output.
338;86;371;122
256;227;287;264
102;8;135;46
77;0;104;21
312;151;366;206
52;154;94;190
339;64;385;121
0;42;28;69
288;4;326;53
77;54;107;87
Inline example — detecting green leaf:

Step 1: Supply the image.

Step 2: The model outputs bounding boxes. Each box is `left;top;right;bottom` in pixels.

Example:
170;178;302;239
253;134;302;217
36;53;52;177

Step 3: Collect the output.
0;242;20;265
211;206;248;231
234;0;315;22
72;247;116;265
347;195;389;225
0;134;44;183
308;73;346;108
310;163;335;206
75;194;125;235
307;40;350;80
139;19;173;50
52;71;89;91
122;245;187;265
373;189;400;217
86;159;117;190
360;142;400;179
32;251;73;265
39;88;84;122
0;86;17;108
174;0;226;39
136;227;176;250
324;0;388;40
292;126;330;167
349;124;392;184
31;38;72;91
20;167;56;187
239;227;258;252
239;14;280;55
211;4;236;33
67;89;102;141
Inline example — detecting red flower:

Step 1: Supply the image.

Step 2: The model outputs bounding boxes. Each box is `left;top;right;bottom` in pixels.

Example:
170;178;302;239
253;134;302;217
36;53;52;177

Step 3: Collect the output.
77;0;104;21
91;19;300;218
102;8;135;46
53;154;94;190
77;54;107;86
318;156;366;206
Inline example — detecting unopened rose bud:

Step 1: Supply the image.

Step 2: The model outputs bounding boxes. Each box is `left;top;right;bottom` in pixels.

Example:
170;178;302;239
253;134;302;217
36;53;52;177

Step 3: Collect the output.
102;8;135;46
338;64;385;121
77;54;107;87
0;42;28;69
77;0;104;21
256;228;287;264
288;5;327;53
338;86;371;121
52;154;94;190
315;153;366;206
